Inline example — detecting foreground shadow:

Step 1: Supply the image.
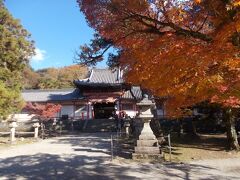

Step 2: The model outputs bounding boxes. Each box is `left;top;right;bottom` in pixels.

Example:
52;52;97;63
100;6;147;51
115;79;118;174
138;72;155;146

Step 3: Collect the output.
0;153;238;180
0;133;239;179
0;153;135;180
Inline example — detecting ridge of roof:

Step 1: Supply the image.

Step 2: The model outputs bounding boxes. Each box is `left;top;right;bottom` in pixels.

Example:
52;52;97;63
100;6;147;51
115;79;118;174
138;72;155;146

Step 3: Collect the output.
92;68;113;71
77;68;117;81
22;88;76;93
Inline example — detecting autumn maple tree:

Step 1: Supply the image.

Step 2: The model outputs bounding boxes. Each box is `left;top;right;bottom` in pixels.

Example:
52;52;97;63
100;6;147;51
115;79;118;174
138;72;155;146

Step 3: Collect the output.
77;0;240;150
24;102;61;138
24;102;61;121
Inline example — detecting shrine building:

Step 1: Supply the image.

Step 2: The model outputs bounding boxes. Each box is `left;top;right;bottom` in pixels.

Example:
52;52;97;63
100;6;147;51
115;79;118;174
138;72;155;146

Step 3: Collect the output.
20;68;153;120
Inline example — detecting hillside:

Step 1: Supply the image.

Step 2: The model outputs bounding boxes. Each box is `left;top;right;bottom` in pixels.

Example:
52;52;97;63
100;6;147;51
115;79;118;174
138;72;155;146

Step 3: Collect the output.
22;65;88;89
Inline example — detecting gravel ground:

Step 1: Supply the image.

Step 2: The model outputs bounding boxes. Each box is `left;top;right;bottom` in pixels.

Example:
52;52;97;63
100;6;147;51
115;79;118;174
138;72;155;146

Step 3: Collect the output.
0;133;240;180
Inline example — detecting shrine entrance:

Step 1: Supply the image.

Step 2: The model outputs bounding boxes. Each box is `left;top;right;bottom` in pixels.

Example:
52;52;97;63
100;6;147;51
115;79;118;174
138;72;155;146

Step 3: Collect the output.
93;102;115;119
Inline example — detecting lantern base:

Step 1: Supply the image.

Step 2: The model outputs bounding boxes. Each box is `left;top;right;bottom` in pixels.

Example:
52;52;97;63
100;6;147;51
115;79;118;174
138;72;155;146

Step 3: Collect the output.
132;153;164;161
132;119;163;161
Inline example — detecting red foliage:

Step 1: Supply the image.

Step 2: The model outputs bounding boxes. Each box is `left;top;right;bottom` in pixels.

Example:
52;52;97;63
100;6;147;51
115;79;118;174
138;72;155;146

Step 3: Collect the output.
24;102;61;120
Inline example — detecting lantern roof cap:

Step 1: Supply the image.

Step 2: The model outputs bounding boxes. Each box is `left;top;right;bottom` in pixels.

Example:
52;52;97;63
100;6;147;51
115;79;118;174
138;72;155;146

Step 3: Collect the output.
137;94;155;106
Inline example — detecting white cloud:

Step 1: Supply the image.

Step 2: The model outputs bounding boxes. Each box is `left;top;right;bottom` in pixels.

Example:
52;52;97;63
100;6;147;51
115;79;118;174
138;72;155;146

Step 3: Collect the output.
31;48;46;62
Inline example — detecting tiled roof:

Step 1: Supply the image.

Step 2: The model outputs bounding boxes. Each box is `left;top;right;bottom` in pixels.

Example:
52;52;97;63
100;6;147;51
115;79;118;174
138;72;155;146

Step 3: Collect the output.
122;86;142;100
75;68;143;100
21;69;143;103
22;89;83;102
88;68;122;84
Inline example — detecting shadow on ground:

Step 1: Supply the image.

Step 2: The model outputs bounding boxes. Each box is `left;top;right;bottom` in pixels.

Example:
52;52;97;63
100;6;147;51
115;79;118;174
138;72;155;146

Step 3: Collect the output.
0;153;237;180
0;153;128;179
0;154;236;180
0;133;239;179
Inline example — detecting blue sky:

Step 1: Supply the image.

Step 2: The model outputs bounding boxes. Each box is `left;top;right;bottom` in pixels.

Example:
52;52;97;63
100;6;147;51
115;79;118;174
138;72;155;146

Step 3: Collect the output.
5;0;107;70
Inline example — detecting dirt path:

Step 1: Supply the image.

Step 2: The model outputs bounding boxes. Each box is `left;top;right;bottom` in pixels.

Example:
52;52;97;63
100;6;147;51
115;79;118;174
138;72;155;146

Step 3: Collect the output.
0;133;240;179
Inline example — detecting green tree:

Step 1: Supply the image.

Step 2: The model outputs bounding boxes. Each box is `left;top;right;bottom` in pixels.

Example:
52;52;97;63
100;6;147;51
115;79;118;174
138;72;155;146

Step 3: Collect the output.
0;0;34;118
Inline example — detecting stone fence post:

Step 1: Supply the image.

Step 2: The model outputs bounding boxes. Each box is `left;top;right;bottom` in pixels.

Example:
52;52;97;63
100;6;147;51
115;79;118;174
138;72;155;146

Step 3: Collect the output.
9;120;18;143
33;121;40;139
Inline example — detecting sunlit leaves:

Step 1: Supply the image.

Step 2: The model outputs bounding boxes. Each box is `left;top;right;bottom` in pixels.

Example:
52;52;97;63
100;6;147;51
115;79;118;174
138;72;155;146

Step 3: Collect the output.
78;0;240;116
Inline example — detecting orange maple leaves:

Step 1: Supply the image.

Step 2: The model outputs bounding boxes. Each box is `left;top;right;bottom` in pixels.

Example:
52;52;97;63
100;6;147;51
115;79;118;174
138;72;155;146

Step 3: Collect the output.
195;0;240;6
79;0;240;116
233;0;240;6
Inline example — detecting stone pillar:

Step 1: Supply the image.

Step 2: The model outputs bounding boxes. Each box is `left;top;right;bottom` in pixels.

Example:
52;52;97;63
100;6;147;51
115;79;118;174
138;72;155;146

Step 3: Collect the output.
132;94;163;161
138;119;156;140
33;122;40;139
9;120;18;143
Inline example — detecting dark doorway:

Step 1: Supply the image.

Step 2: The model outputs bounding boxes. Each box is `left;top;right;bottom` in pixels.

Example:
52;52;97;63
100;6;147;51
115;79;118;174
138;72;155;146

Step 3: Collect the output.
93;103;115;119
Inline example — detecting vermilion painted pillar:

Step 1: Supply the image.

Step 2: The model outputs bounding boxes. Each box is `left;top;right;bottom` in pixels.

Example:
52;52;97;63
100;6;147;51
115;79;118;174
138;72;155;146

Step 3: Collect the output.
87;103;90;119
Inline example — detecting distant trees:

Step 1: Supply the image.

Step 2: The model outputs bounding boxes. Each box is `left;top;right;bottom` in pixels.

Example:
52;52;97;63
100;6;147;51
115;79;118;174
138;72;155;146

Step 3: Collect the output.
22;66;41;89
21;65;88;89
0;0;34;118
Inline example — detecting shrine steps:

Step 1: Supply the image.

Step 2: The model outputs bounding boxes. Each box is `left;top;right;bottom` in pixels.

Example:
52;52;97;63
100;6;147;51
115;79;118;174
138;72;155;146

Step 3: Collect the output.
80;119;116;132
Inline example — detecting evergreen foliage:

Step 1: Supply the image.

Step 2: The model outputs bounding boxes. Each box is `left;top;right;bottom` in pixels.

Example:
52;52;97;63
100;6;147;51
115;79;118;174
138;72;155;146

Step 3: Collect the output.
0;0;34;118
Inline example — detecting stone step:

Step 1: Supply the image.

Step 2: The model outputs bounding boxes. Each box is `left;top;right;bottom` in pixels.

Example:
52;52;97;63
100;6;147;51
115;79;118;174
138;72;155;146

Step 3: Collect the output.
83;119;116;132
135;146;161;154
137;140;158;147
132;153;164;161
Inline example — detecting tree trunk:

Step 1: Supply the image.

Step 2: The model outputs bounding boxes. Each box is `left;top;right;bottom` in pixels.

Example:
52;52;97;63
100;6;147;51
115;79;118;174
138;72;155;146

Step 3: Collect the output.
191;119;199;138
178;119;184;137
224;108;239;151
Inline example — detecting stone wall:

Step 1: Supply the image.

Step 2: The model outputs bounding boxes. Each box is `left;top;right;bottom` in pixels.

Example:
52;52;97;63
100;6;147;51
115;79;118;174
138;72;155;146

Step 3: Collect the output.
0;121;34;132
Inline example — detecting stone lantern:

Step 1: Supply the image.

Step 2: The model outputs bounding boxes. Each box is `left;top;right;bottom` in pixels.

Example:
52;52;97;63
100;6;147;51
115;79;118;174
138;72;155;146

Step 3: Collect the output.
132;94;163;160
9;118;18;143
